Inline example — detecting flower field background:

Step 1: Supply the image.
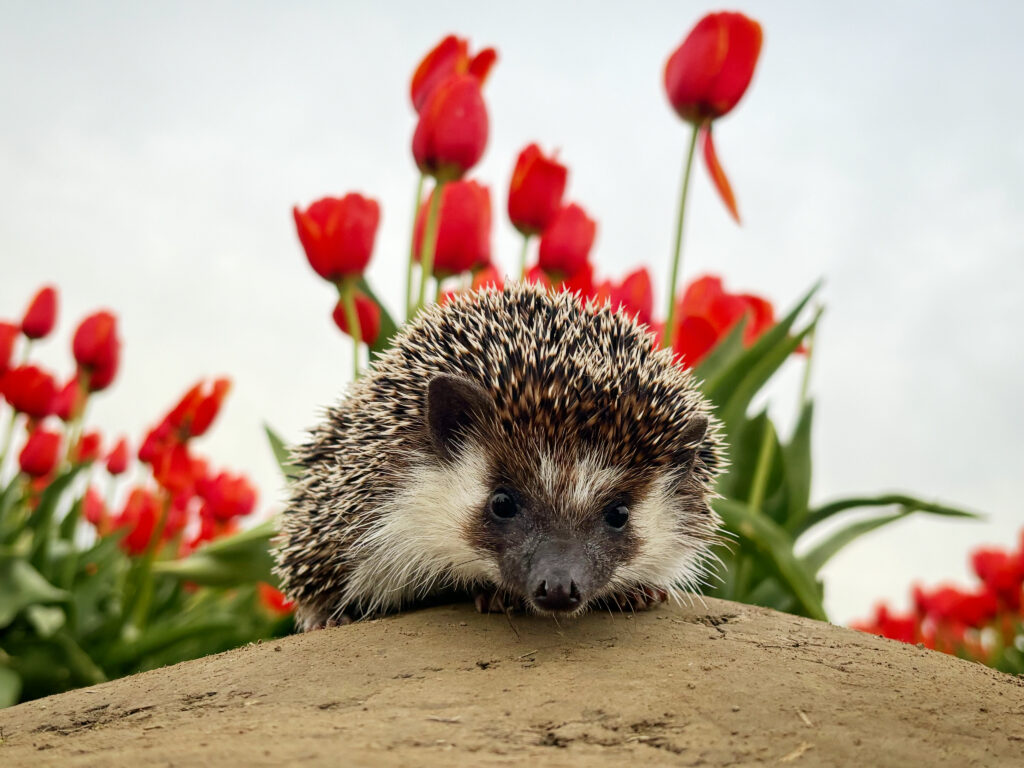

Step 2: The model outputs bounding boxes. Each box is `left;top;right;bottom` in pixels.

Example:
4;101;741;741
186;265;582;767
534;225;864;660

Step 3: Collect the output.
3;3;1022;707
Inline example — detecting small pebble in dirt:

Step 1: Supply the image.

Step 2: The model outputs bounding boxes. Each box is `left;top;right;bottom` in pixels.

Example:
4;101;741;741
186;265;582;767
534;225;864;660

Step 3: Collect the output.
732;706;741;712
459;622;467;626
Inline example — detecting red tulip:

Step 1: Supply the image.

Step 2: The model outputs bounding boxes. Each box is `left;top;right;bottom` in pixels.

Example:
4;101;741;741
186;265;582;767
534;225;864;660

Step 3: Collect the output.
83;486;110;534
664;12;762;124
332;292;382;346
471;264;504;291
72;311;120;391
414;180;492;276
21;286;58;340
258;582;295;615
508;144;568;236
198;471;257;521
0;322;18;375
106;437;130;475
53;377;86;422
971;549;1023;609
410;35;497;113
115;487;162;555
537;203;597;279
412;75;489;181
164;378;232;440
1;364;58;418
664;12;762;223
672;276;775;366
609;268;655;327
293;194;380;284
73;430;103;465
672;315;720;368
19;428;61;478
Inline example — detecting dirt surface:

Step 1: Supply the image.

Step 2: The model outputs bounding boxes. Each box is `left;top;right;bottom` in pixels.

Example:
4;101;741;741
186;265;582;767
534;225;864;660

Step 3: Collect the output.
1;598;1022;766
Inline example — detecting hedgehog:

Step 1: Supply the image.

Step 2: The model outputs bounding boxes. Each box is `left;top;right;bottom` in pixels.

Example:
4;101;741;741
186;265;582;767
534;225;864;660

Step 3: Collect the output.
274;282;725;630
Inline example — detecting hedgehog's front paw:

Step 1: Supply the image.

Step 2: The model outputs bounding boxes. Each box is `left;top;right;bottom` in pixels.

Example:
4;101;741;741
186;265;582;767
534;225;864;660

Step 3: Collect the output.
473;587;524;614
602;586;668;613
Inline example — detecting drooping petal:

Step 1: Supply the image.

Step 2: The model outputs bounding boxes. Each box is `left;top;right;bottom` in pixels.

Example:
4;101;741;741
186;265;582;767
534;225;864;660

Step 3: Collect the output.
701;125;740;223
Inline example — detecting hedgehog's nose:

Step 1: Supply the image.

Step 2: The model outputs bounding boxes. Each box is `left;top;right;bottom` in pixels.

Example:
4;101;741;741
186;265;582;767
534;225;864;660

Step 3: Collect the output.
528;537;587;612
532;576;582;612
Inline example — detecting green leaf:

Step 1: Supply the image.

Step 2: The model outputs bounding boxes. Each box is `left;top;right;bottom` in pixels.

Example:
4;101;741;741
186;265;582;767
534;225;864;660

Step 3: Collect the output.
356;276;399;358
693;317;747;387
106;617;238;667
154;519;278;586
802;511;908;575
264;425;300;481
0;664;22;709
716;312;821;437
801;494;979;534
26;604;66;638
782;402;814;531
703;281;821;406
0;556;70;627
714;498;827;621
28;466;84;573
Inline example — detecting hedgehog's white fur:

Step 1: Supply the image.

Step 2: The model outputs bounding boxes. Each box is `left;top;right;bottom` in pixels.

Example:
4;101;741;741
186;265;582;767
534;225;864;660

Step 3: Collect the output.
275;283;726;630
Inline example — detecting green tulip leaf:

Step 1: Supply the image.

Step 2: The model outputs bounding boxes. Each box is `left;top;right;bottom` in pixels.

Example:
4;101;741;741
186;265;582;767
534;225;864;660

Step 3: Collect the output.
264;425;301;482
26;604;66;638
801;494;979;535
0;665;22;709
714;498;827;621
802;511;908;575
782;401;815;531
155;519;278;586
693;317;747;387
703;280;820;406
0;556;70;628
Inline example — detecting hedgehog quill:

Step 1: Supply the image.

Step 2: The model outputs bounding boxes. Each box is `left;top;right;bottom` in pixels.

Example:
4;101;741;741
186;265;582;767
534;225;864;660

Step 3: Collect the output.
275;283;725;630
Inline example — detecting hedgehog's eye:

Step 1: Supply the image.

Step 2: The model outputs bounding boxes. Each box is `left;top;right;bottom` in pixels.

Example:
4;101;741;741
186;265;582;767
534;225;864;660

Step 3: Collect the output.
489;490;518;520
603;502;629;530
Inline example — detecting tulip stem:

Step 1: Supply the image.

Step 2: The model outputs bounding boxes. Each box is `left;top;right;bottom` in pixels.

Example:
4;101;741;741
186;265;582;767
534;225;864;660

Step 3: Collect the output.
339;280;363;380
416;180;446;313
0;407;17;472
126;493;172;633
405;174;426;320
663;123;701;350
799;317;817;408
518;234;531;281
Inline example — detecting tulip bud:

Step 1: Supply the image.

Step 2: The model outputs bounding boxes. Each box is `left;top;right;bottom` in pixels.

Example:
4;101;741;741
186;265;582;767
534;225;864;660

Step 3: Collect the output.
293;194;381;283
21;286;58;340
411;35;497;113
54;377;86;422
83;486;109;533
508;144;569;236
1;364;58;418
0;322;18;376
72;311;121;391
537;203;597;279
115;487;161;555
332;292;382;346
663;12;762;124
19;428;61;478
412;75;489;181
413;180;492;276
106;437;130;475
73;430;103;464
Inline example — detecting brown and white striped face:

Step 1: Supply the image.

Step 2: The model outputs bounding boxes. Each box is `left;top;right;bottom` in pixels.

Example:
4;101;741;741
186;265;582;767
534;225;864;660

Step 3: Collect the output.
411;373;718;614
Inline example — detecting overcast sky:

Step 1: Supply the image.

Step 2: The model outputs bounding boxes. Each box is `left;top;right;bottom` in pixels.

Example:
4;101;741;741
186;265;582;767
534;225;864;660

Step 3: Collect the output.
2;0;1022;622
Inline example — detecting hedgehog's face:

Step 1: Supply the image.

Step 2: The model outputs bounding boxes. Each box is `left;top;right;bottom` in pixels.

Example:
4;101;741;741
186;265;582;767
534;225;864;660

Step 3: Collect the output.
425;373;712;616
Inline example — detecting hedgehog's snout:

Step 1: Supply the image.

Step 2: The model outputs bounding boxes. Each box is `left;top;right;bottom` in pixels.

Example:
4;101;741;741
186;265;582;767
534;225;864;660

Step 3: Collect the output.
528;539;588;613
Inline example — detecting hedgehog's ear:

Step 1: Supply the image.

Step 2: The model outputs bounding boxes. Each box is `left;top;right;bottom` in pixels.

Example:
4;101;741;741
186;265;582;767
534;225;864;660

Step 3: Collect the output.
676;414;708;470
426;374;496;461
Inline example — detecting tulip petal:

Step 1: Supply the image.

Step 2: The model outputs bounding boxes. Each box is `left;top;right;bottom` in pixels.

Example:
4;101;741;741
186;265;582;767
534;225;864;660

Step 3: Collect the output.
701;125;740;224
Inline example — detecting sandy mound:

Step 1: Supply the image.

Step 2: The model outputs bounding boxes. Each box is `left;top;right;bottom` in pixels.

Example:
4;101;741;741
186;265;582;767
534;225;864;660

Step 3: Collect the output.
1;597;1021;766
